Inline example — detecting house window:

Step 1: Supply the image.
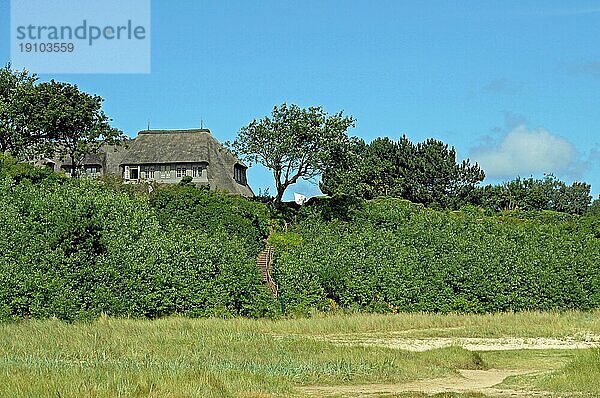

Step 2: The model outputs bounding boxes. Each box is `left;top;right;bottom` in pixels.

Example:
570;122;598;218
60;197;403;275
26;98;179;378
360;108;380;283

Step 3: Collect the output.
192;163;207;178
234;164;247;185
144;166;155;179
62;165;81;177
176;167;186;178
161;165;170;179
85;166;100;177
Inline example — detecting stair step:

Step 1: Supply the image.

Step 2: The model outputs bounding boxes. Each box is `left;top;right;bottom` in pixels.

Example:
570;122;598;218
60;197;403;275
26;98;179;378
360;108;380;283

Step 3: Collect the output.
256;243;278;298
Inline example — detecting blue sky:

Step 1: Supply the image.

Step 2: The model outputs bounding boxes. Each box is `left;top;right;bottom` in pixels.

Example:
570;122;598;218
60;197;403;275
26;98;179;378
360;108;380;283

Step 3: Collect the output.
2;0;600;199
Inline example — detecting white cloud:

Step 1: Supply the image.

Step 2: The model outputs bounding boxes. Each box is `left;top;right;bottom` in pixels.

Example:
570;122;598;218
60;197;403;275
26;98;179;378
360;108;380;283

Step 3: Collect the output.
471;125;577;179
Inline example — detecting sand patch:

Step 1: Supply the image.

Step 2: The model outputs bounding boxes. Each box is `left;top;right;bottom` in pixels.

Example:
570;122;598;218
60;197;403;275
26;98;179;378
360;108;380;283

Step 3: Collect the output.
322;335;600;352
301;368;549;397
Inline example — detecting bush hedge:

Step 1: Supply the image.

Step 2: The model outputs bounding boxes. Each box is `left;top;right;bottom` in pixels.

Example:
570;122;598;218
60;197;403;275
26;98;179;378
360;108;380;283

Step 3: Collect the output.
272;198;600;314
0;160;275;320
1;157;599;319
148;184;270;255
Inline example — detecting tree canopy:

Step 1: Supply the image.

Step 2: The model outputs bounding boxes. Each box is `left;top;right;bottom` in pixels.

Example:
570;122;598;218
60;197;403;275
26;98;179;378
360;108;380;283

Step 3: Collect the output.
320;135;485;208
589;196;600;216
36;80;123;176
476;175;592;215
0;64;40;156
230;103;355;205
0;64;124;175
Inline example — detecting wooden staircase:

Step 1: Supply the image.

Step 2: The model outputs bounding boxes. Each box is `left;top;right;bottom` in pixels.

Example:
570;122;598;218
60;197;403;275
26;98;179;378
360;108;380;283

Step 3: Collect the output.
257;244;278;298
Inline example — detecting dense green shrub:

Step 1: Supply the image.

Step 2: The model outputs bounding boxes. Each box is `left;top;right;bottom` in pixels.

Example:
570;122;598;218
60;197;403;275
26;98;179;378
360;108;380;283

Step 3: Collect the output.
588;196;600;216
0;155;64;185
1;155;599;319
148;184;271;255
300;195;365;222
0;166;275;320
273;198;600;314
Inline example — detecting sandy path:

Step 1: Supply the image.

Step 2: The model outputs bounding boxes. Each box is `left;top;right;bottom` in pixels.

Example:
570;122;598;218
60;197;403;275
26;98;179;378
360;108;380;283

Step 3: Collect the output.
289;332;599;396
278;329;600;352
323;336;600;351
301;369;549;397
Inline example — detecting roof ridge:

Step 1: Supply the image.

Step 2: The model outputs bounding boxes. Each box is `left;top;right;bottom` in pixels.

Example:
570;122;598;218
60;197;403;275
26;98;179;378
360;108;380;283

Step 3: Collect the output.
138;128;212;135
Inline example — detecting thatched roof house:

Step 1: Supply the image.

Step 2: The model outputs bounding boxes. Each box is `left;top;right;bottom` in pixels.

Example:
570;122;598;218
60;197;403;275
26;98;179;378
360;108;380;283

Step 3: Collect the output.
53;129;253;197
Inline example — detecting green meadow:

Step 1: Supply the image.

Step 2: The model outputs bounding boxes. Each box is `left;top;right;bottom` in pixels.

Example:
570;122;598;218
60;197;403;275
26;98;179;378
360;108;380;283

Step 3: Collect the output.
0;311;599;397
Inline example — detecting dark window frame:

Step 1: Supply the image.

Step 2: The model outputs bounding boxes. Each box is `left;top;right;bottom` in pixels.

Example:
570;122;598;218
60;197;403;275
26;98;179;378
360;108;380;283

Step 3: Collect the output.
234;164;247;185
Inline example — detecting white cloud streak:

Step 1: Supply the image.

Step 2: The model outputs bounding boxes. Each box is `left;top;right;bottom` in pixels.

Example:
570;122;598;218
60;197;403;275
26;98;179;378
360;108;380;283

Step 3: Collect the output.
471;125;577;179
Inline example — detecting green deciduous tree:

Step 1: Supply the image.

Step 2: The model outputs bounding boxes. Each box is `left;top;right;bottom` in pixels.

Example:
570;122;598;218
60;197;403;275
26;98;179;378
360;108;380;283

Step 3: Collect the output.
36;80;125;177
0;64;40;156
1;65;124;173
230;103;355;205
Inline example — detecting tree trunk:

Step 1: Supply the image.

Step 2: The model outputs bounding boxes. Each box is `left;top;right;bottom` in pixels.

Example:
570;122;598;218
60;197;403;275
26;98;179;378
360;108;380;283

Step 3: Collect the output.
273;185;286;208
70;154;77;178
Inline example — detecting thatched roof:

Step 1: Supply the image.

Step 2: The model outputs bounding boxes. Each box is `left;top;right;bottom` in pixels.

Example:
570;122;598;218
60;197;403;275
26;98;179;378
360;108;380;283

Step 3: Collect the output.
60;152;104;166
120;129;244;166
119;128;253;196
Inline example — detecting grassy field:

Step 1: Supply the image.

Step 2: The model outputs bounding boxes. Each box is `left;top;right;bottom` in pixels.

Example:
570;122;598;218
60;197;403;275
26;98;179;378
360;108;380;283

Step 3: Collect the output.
0;311;599;397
